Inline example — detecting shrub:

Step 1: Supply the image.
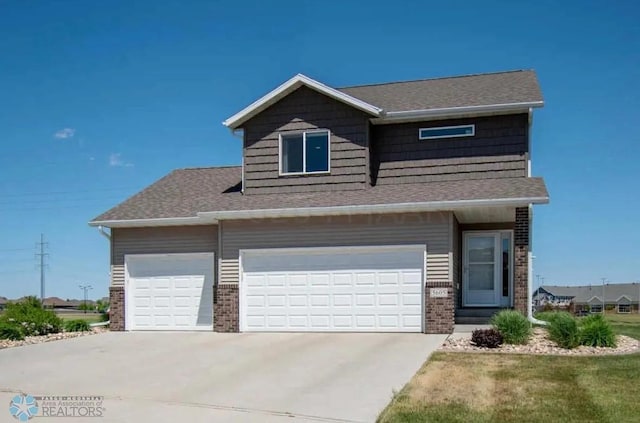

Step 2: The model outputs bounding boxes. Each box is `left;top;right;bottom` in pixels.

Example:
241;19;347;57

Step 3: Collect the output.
534;311;562;323
547;312;580;349
0;296;63;336
580;314;617;347
64;319;91;332
0;322;24;341
471;328;503;348
491;310;531;344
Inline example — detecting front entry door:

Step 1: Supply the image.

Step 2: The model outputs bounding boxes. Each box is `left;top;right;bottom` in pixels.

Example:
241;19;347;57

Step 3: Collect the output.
463;233;501;307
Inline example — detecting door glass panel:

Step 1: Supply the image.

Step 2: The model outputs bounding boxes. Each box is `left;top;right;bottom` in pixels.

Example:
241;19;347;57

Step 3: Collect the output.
468;263;494;290
468;237;495;263
502;236;510;297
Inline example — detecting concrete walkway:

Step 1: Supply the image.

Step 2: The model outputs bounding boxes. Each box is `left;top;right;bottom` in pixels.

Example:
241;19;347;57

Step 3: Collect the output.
0;332;447;422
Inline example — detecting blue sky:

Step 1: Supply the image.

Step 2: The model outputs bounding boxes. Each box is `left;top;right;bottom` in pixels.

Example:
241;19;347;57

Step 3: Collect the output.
0;1;638;300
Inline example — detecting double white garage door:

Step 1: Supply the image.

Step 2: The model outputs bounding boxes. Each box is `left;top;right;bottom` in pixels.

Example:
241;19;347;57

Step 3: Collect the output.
240;246;425;332
126;246;425;332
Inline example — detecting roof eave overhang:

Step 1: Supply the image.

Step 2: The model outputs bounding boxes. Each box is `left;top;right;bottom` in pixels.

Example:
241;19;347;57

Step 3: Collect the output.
90;197;548;228
88;216;216;229
370;101;544;125
198;196;549;221
223;74;383;130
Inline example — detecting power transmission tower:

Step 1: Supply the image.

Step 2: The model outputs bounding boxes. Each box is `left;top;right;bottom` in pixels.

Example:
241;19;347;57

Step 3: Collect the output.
35;234;49;301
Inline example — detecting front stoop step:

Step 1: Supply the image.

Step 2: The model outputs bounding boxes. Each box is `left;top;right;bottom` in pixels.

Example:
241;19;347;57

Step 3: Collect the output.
455;316;492;325
454;308;502;324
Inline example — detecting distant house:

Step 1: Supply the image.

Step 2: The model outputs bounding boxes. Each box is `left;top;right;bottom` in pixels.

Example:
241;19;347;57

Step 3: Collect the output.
0;296;7;310
533;284;640;314
42;297;92;309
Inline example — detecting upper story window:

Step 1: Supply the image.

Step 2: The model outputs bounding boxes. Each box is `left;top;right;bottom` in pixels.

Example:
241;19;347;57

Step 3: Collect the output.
279;130;330;175
419;124;475;140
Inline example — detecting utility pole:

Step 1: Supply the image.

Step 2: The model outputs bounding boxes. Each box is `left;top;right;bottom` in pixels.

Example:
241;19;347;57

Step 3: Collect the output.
35;234;49;302
79;285;92;314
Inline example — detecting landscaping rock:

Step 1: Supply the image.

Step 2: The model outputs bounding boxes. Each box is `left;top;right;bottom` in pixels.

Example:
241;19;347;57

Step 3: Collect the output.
0;327;107;350
440;327;640;355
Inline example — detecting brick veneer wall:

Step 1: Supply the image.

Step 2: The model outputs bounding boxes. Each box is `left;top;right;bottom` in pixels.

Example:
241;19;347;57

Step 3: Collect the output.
425;281;455;334
514;207;529;315
109;286;125;331
214;284;239;332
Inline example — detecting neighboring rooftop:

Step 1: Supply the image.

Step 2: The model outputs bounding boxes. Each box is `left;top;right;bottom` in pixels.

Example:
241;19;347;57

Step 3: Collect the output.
539;284;640;303
91;166;548;223
339;70;543;112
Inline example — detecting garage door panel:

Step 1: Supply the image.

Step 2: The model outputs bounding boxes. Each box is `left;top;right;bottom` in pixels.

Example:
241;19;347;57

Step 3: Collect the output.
333;294;353;306
402;293;422;306
378;293;399;306
126;254;214;331
288;315;308;327
241;246;424;332
332;273;353;286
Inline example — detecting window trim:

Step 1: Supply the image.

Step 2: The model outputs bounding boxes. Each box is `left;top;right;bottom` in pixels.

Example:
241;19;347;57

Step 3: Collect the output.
418;124;475;140
618;304;631;314
278;130;331;176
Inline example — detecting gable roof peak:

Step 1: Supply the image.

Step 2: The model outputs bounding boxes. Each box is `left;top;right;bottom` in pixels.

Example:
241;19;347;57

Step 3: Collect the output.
223;73;383;129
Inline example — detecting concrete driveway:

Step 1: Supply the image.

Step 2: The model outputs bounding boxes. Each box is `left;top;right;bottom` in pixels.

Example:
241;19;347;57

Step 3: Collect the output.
0;332;446;422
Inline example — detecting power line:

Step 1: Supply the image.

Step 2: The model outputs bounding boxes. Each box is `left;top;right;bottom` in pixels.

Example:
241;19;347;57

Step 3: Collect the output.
1;187;137;199
0;195;127;207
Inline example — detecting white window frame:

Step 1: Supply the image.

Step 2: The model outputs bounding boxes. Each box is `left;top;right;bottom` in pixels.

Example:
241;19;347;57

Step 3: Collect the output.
419;124;475;140
279;130;331;176
618;304;631;314
590;304;603;314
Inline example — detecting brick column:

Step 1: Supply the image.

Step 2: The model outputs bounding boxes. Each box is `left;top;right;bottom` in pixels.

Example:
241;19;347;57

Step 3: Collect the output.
514;207;529;315
109;286;125;331
214;284;239;332
425;281;454;334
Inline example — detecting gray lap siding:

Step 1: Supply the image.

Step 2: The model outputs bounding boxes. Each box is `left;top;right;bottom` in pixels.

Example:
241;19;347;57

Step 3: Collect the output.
219;212;452;286
110;226;218;287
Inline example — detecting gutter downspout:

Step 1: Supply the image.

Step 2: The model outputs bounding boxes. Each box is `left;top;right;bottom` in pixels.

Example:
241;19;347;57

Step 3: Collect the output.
527;204;547;326
98;225;111;240
96;226;111;327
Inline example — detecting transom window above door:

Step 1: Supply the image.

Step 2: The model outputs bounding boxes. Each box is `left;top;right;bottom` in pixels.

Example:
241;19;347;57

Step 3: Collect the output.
279;130;330;175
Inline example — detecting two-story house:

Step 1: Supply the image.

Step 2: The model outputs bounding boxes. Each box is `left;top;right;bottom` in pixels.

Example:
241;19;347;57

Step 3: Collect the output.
90;70;549;334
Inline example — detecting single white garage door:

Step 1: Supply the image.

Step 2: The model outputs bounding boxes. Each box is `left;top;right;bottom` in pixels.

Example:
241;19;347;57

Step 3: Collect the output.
240;245;425;332
125;253;214;331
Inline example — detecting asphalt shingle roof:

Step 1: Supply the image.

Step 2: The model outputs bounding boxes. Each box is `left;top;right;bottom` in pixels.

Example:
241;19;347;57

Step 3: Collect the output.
540;284;640;303
91;166;548;222
338;70;542;112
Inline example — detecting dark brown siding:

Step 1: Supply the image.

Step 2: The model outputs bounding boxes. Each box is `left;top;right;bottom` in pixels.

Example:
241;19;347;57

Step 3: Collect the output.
242;86;371;194
371;114;529;185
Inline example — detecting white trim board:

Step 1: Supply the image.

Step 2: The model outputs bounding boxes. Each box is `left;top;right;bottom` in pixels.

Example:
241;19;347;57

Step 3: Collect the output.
223;74;383;129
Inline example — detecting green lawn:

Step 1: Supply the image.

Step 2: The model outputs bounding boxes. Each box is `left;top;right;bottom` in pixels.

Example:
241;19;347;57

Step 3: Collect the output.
379;313;640;423
56;312;102;324
606;313;640;340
